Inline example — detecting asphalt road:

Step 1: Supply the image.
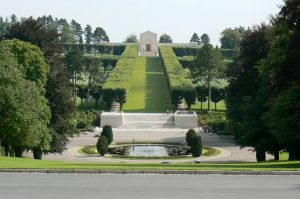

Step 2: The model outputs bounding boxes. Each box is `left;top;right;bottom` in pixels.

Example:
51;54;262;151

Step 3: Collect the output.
0;173;299;199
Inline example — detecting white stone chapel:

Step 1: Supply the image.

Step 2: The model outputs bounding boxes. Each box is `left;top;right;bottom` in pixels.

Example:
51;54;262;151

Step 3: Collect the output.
139;31;158;56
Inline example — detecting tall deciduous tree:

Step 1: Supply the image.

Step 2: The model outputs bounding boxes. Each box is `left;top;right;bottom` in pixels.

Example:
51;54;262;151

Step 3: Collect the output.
124;34;138;43
93;27;109;43
84;24;93;44
190;33;200;44
71;19;83;43
200;33;210;45
5;18;75;154
159;33;172;43
192;43;223;111
0;41;51;159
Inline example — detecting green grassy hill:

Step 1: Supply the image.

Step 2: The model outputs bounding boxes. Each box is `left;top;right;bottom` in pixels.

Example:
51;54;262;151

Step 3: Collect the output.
123;56;171;112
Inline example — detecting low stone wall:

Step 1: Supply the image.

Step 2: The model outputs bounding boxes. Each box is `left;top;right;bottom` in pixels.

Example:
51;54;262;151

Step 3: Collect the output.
174;111;198;128
100;112;124;128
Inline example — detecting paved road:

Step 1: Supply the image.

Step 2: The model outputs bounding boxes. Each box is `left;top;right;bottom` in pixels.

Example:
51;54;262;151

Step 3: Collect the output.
0;173;299;199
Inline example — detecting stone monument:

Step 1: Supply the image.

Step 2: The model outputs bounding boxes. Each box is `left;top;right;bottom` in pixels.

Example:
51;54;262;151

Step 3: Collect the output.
139;31;158;56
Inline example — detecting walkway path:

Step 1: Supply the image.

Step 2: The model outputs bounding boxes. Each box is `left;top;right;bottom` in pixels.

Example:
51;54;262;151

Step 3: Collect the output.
41;129;272;163
122;56;171;112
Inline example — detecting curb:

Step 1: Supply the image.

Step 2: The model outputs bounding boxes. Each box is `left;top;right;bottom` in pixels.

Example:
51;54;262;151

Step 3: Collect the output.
0;169;300;175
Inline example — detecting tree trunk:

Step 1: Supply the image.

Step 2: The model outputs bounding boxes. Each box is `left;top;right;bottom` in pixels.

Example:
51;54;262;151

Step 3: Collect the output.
74;72;77;106
14;147;23;158
274;149;280;161
200;101;203;110
33;148;43;160
215;102;217;111
256;149;266;162
208;81;211;112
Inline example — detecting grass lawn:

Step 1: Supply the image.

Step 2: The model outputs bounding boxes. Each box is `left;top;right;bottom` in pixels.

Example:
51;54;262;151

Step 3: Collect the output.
123;56;171;112
1;157;300;171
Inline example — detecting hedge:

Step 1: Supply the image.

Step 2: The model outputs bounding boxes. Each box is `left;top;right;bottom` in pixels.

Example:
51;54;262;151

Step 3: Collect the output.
159;47;196;109
172;46;200;57
62;43;126;55
103;45;138;108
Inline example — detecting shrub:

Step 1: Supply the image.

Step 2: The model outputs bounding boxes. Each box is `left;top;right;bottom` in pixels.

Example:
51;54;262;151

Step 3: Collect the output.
190;135;203;157
96;136;108;156
101;125;113;144
186;129;197;147
76;120;87;129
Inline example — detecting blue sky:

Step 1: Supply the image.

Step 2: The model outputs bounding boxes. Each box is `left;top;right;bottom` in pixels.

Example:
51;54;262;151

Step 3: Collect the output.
0;0;283;45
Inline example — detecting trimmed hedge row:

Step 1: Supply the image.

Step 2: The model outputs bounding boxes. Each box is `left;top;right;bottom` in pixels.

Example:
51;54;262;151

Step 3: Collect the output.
62;43;126;55
172;46;200;57
159;47;196;109
83;55;118;68
103;45;138;108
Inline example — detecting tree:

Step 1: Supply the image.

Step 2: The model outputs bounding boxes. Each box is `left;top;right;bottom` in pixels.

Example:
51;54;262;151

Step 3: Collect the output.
0;17;9;40
101;125;113;145
84;24;93;44
90;86;103;107
57;19;75;43
96;136;108;156
226;25;277;162
77;85;88;106
5;18;75;154
71;19;83;43
93;27;109;43
190;33;200;44
220;28;242;50
184;89;196;110
200;33;210;45
220;28;242;59
0;42;51;159
192;43;223;111
159;33;172;43
196;85;208;110
124;34;138;43
211;87;225;110
65;48;84;105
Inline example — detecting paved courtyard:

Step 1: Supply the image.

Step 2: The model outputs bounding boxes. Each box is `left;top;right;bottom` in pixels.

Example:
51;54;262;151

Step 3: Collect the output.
41;127;272;163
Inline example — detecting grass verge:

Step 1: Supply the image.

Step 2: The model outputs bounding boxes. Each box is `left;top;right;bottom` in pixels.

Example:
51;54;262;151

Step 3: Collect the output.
1;157;299;171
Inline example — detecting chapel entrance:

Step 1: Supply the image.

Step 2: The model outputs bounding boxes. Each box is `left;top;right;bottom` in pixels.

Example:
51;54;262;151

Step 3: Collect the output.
146;44;151;52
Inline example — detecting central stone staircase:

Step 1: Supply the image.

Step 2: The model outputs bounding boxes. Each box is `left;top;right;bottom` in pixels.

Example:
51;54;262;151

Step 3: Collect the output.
120;113;175;129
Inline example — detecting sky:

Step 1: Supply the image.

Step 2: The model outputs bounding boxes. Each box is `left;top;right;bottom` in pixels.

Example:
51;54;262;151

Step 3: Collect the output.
0;0;283;45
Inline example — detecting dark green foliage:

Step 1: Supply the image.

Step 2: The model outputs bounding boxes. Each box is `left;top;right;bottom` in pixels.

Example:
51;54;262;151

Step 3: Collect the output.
96;136;108;156
101;125;113;145
90;86;103;108
93;27;109;43
200;34;210;45
77;86;88;106
184;89;196;110
211;87;225;110
186;129;197;147
190;33;200;44
115;88;126;110
76;121;87;129
192;43;224;111
124;34;138;43
32;148;43;160
5;17;76;154
190;135;203;157
172;47;199;57
76;110;100;129
199;112;229;134
195;85;208;110
159;34;172;43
